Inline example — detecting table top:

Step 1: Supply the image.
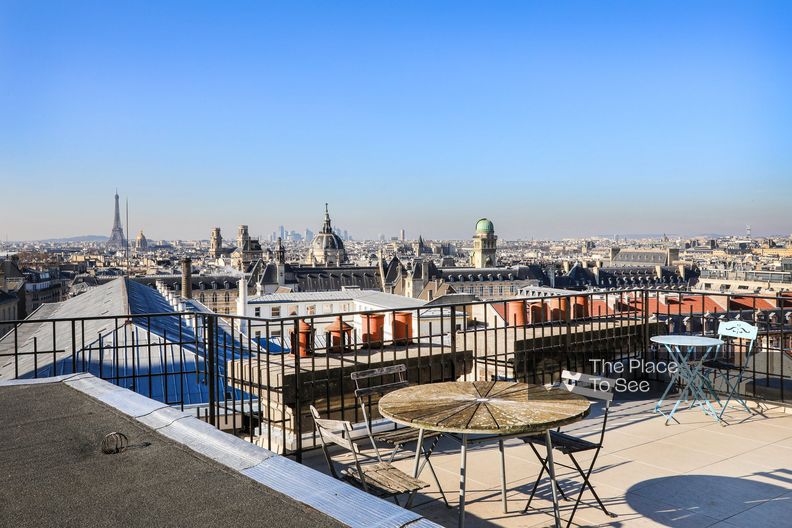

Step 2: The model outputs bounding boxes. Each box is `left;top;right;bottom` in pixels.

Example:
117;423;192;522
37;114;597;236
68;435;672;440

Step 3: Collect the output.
378;381;591;435
650;335;724;347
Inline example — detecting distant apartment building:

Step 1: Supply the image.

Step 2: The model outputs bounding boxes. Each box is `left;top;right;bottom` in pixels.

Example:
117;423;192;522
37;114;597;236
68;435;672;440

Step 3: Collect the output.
1;258;65;318
20;268;66;316
695;268;792;294
0;290;18;337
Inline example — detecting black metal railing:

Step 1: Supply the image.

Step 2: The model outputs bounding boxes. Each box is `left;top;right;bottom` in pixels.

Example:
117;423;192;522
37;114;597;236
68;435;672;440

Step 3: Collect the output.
0;288;789;460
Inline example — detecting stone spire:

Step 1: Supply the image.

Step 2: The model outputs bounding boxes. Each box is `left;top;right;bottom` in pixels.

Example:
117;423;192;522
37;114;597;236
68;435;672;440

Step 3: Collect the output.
321;203;333;234
275;236;286;264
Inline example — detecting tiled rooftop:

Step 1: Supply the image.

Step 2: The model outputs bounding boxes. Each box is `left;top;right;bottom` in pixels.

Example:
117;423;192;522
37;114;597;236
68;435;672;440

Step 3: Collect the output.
303;396;792;527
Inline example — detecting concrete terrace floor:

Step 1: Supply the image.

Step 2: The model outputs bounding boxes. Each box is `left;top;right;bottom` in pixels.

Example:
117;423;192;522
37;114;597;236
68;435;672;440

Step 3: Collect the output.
302;395;792;527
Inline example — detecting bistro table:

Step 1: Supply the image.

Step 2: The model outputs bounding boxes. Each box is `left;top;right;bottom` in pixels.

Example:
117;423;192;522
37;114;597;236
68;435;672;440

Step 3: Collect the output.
651;335;724;424
378;380;590;528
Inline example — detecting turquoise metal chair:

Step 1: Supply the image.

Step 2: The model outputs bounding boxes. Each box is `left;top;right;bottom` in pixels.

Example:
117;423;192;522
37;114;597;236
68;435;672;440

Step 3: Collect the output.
701;320;759;421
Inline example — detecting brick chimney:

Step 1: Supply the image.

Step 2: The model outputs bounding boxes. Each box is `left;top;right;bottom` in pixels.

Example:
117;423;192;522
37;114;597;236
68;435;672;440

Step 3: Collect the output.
181;257;192;299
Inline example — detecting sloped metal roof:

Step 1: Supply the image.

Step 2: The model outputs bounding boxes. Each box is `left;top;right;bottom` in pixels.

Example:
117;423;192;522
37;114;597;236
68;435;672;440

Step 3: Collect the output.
0;278;247;405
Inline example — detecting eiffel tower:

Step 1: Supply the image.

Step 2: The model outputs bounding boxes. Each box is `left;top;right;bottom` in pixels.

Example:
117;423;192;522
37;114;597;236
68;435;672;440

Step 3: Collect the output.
106;190;127;249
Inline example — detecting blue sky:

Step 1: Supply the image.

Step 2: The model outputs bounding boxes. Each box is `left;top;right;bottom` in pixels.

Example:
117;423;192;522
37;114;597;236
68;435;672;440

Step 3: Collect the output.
1;1;790;241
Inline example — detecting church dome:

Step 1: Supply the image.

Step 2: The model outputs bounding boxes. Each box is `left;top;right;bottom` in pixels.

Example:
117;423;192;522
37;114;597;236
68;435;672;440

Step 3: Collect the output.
476;218;494;234
312;231;344;251
306;204;348;266
135;230;148;249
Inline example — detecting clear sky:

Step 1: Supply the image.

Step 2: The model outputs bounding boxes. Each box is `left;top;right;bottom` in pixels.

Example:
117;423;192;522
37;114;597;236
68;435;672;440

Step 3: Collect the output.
1;1;790;241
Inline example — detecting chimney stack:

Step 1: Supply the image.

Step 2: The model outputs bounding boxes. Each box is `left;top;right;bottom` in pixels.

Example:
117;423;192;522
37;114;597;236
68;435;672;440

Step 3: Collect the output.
181;257;192;299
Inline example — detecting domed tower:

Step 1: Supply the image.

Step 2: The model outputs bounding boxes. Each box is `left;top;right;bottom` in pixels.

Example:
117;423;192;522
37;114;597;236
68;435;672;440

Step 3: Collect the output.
135;230;148;251
471;218;497;268
306;204;347;266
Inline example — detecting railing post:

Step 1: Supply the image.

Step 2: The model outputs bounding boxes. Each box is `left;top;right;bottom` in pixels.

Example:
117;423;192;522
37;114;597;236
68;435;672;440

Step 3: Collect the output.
450;305;457;354
293;318;303;463
642;288;650;364
206;314;217;427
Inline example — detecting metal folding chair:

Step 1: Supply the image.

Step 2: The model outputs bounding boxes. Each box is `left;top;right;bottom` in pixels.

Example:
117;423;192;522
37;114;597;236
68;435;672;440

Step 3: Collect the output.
522;370;618;527
351;364;448;506
701;320;759;422
309;405;428;507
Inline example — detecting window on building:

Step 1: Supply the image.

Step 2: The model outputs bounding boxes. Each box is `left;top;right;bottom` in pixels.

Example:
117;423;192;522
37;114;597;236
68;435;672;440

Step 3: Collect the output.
271;306;281;317
288;304;298;316
323;303;333;313
307;304;316;316
254;307;260;317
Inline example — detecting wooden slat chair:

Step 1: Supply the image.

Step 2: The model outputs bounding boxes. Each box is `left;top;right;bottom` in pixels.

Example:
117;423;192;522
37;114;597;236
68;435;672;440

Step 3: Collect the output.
700;320;759;421
309;405;428;507
351;364;449;506
522;370;618;528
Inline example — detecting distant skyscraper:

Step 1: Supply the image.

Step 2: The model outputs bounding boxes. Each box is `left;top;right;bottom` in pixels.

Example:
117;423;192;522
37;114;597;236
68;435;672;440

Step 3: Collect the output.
400;229;406;242
305;228;314;242
279;225;285;240
106;191;127;249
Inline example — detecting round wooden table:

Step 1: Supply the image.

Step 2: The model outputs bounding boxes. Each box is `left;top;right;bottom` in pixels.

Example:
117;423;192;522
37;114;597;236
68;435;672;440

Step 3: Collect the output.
379;381;591;528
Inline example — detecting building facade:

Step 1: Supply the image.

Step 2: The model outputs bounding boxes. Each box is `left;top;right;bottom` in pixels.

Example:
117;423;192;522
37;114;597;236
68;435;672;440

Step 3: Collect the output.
231;225;263;271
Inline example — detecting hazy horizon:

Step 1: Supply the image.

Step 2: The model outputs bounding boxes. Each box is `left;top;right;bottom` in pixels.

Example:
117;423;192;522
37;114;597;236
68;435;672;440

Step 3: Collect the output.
2;2;791;240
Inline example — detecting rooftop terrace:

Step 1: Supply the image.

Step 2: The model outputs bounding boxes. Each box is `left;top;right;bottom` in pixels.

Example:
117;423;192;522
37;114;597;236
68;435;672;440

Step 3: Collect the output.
303;391;792;527
2;287;791;526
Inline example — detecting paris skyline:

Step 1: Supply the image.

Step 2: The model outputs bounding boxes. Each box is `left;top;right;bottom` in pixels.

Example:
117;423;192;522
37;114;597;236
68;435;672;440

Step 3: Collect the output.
2;1;791;240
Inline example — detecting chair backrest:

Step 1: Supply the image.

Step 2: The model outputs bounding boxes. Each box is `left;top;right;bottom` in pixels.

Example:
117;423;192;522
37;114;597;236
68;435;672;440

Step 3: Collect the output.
558;370;617;445
717;320;758;365
717;320;759;341
310;405;364;482
310;405;360;453
351;364;409;398
351;364;410;462
559;370;616;404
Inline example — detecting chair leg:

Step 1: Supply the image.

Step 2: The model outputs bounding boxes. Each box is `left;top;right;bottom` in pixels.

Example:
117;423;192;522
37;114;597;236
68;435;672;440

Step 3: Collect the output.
421;440;450;507
718;370;752;420
523;463;546;512
387;444;401;463
405;490;417;509
525;441;568;503
567;453;616;523
416;435;440;475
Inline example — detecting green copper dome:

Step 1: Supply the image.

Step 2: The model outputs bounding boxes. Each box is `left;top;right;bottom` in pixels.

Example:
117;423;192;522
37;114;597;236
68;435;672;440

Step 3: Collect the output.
476;218;494;234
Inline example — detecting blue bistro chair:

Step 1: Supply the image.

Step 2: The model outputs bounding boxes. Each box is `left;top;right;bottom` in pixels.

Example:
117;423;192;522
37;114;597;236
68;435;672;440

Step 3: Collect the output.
700;320;759;421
